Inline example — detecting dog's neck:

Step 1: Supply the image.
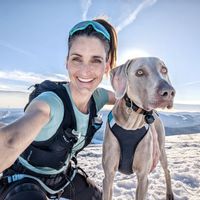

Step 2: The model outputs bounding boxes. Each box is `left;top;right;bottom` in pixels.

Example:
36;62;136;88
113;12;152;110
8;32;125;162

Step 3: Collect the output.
124;93;148;115
112;99;145;130
112;94;155;130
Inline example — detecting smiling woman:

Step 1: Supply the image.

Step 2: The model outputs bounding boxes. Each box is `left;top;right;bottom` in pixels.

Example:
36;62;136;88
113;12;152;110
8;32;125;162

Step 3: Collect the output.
0;19;118;200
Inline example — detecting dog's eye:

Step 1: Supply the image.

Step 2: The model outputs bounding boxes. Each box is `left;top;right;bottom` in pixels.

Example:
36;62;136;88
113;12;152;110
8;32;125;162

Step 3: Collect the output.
161;66;168;74
136;69;144;76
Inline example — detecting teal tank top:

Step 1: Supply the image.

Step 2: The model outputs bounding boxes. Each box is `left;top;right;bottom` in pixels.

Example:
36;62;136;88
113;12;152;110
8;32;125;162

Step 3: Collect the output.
19;83;109;174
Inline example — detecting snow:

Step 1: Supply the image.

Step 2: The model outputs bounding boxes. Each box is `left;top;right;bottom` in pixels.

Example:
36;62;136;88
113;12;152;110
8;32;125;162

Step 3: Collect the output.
1;106;200;199
77;133;200;200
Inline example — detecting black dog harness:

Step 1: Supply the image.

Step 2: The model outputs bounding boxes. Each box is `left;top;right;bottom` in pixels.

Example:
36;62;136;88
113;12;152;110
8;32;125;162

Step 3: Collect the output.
107;93;155;175
108;111;149;175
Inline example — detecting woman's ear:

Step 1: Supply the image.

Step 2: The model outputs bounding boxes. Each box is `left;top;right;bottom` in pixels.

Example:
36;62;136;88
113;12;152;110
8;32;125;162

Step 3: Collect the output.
110;60;132;99
104;55;111;76
105;62;110;74
66;57;69;70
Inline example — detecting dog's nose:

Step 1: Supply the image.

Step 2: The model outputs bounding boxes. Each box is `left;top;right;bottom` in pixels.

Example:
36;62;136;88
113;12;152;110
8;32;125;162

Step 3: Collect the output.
157;81;176;99
160;89;175;98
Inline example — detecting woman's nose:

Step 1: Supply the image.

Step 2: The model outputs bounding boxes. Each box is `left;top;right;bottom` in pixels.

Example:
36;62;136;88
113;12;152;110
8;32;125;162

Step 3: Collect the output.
80;63;92;73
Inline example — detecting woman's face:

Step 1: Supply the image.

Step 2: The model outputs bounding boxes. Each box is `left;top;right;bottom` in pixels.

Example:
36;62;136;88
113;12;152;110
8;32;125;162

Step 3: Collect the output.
67;36;109;95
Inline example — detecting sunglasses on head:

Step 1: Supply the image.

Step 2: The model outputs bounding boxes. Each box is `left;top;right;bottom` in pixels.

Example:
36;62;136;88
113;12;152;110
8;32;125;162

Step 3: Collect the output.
69;20;110;41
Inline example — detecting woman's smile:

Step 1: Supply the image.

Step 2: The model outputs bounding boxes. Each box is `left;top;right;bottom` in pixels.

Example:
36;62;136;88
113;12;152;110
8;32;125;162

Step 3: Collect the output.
77;77;95;83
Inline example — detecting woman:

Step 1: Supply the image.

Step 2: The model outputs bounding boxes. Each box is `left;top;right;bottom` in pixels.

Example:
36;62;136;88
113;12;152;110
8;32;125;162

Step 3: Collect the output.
0;19;159;200
0;19;117;200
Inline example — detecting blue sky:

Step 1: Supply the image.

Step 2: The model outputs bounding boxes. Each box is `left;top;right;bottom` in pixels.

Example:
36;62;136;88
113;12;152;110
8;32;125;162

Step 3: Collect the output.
0;0;200;105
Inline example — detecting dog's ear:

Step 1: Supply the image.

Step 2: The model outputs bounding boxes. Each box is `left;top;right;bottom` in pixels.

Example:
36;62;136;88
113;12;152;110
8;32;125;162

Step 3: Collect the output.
110;60;132;99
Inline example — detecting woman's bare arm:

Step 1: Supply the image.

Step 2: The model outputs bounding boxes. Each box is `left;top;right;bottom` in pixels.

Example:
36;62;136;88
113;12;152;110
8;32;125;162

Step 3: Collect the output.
0;100;50;173
106;90;116;105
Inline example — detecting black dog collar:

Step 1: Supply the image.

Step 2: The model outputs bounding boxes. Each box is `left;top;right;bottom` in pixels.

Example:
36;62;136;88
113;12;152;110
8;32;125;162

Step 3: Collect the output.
123;93;155;124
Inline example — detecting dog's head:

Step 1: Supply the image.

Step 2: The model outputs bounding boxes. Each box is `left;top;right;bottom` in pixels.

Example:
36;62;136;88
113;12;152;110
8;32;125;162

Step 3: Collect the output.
110;57;176;111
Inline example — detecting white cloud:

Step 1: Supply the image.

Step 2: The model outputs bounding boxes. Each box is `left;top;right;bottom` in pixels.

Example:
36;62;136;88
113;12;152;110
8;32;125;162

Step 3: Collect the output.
0;70;68;92
0;83;28;92
0;70;67;83
0;84;11;90
116;0;157;33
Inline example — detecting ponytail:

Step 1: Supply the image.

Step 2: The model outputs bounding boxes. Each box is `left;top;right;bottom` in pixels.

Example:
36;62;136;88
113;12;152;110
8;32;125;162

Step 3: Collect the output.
94;19;118;70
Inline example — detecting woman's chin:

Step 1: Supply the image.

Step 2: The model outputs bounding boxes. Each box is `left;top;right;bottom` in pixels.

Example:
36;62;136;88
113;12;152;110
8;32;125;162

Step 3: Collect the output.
76;80;99;93
76;84;95;95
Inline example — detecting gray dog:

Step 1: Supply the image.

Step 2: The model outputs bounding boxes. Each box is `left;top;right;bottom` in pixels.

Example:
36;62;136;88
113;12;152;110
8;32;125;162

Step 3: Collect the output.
102;57;175;200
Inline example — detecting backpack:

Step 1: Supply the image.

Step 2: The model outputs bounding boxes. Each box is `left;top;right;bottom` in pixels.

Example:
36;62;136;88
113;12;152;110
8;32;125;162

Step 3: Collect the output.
21;80;102;170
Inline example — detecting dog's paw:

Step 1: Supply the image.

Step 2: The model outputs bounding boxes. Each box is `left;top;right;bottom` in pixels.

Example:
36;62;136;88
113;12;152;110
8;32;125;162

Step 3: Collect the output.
166;193;174;200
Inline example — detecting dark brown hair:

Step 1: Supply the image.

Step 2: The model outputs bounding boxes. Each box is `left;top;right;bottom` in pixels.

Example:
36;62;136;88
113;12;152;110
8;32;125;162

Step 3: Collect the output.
94;19;118;70
67;19;118;70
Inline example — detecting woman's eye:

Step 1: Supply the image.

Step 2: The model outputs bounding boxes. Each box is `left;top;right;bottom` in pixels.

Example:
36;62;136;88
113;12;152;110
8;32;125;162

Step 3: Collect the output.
136;69;144;76
161;66;168;74
72;57;81;62
92;59;102;64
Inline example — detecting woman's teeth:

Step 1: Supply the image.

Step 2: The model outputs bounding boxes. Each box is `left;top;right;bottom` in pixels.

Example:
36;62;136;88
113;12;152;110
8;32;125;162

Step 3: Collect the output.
78;77;94;83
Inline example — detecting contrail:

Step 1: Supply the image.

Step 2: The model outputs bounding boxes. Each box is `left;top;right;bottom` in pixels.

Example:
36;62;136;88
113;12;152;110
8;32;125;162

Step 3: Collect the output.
0;40;35;57
81;0;92;20
116;0;157;33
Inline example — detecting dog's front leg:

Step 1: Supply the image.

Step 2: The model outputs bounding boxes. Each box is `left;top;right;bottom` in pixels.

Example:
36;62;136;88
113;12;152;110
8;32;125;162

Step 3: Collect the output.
102;124;120;200
103;171;116;200
135;172;149;200
160;147;174;200
133;130;152;200
155;118;174;200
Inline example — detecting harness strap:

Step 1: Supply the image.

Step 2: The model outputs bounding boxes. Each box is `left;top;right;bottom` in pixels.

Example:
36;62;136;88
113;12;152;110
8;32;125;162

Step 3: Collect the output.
107;111;116;128
108;111;149;130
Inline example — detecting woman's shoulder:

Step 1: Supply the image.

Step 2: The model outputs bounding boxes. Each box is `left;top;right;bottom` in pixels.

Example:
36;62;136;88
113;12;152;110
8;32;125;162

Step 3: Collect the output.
33;91;65;119
32;91;65;141
34;91;63;107
93;88;109;111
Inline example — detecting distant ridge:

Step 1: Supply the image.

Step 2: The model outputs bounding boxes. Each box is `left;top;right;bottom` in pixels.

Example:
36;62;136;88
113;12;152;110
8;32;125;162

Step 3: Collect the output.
0;90;199;111
173;103;200;112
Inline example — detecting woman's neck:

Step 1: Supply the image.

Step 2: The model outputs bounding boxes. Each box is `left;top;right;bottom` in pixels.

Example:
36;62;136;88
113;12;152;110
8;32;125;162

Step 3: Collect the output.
68;83;92;114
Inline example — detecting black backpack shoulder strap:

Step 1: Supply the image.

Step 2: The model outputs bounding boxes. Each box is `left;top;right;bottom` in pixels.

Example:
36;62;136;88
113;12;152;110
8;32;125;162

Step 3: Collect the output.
51;82;77;130
48;81;77;130
75;95;100;155
25;80;76;129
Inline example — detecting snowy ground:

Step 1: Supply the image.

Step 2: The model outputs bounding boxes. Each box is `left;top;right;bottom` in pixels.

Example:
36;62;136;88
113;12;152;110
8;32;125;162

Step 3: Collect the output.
78;133;200;200
0;106;200;199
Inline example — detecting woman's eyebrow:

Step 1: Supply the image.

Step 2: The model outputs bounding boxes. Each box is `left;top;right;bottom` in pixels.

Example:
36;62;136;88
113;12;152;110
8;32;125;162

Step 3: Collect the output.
70;53;82;57
93;55;104;60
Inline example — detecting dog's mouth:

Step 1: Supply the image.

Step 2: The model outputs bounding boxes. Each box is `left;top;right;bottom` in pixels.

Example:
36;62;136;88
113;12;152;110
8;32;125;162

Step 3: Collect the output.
147;99;174;110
